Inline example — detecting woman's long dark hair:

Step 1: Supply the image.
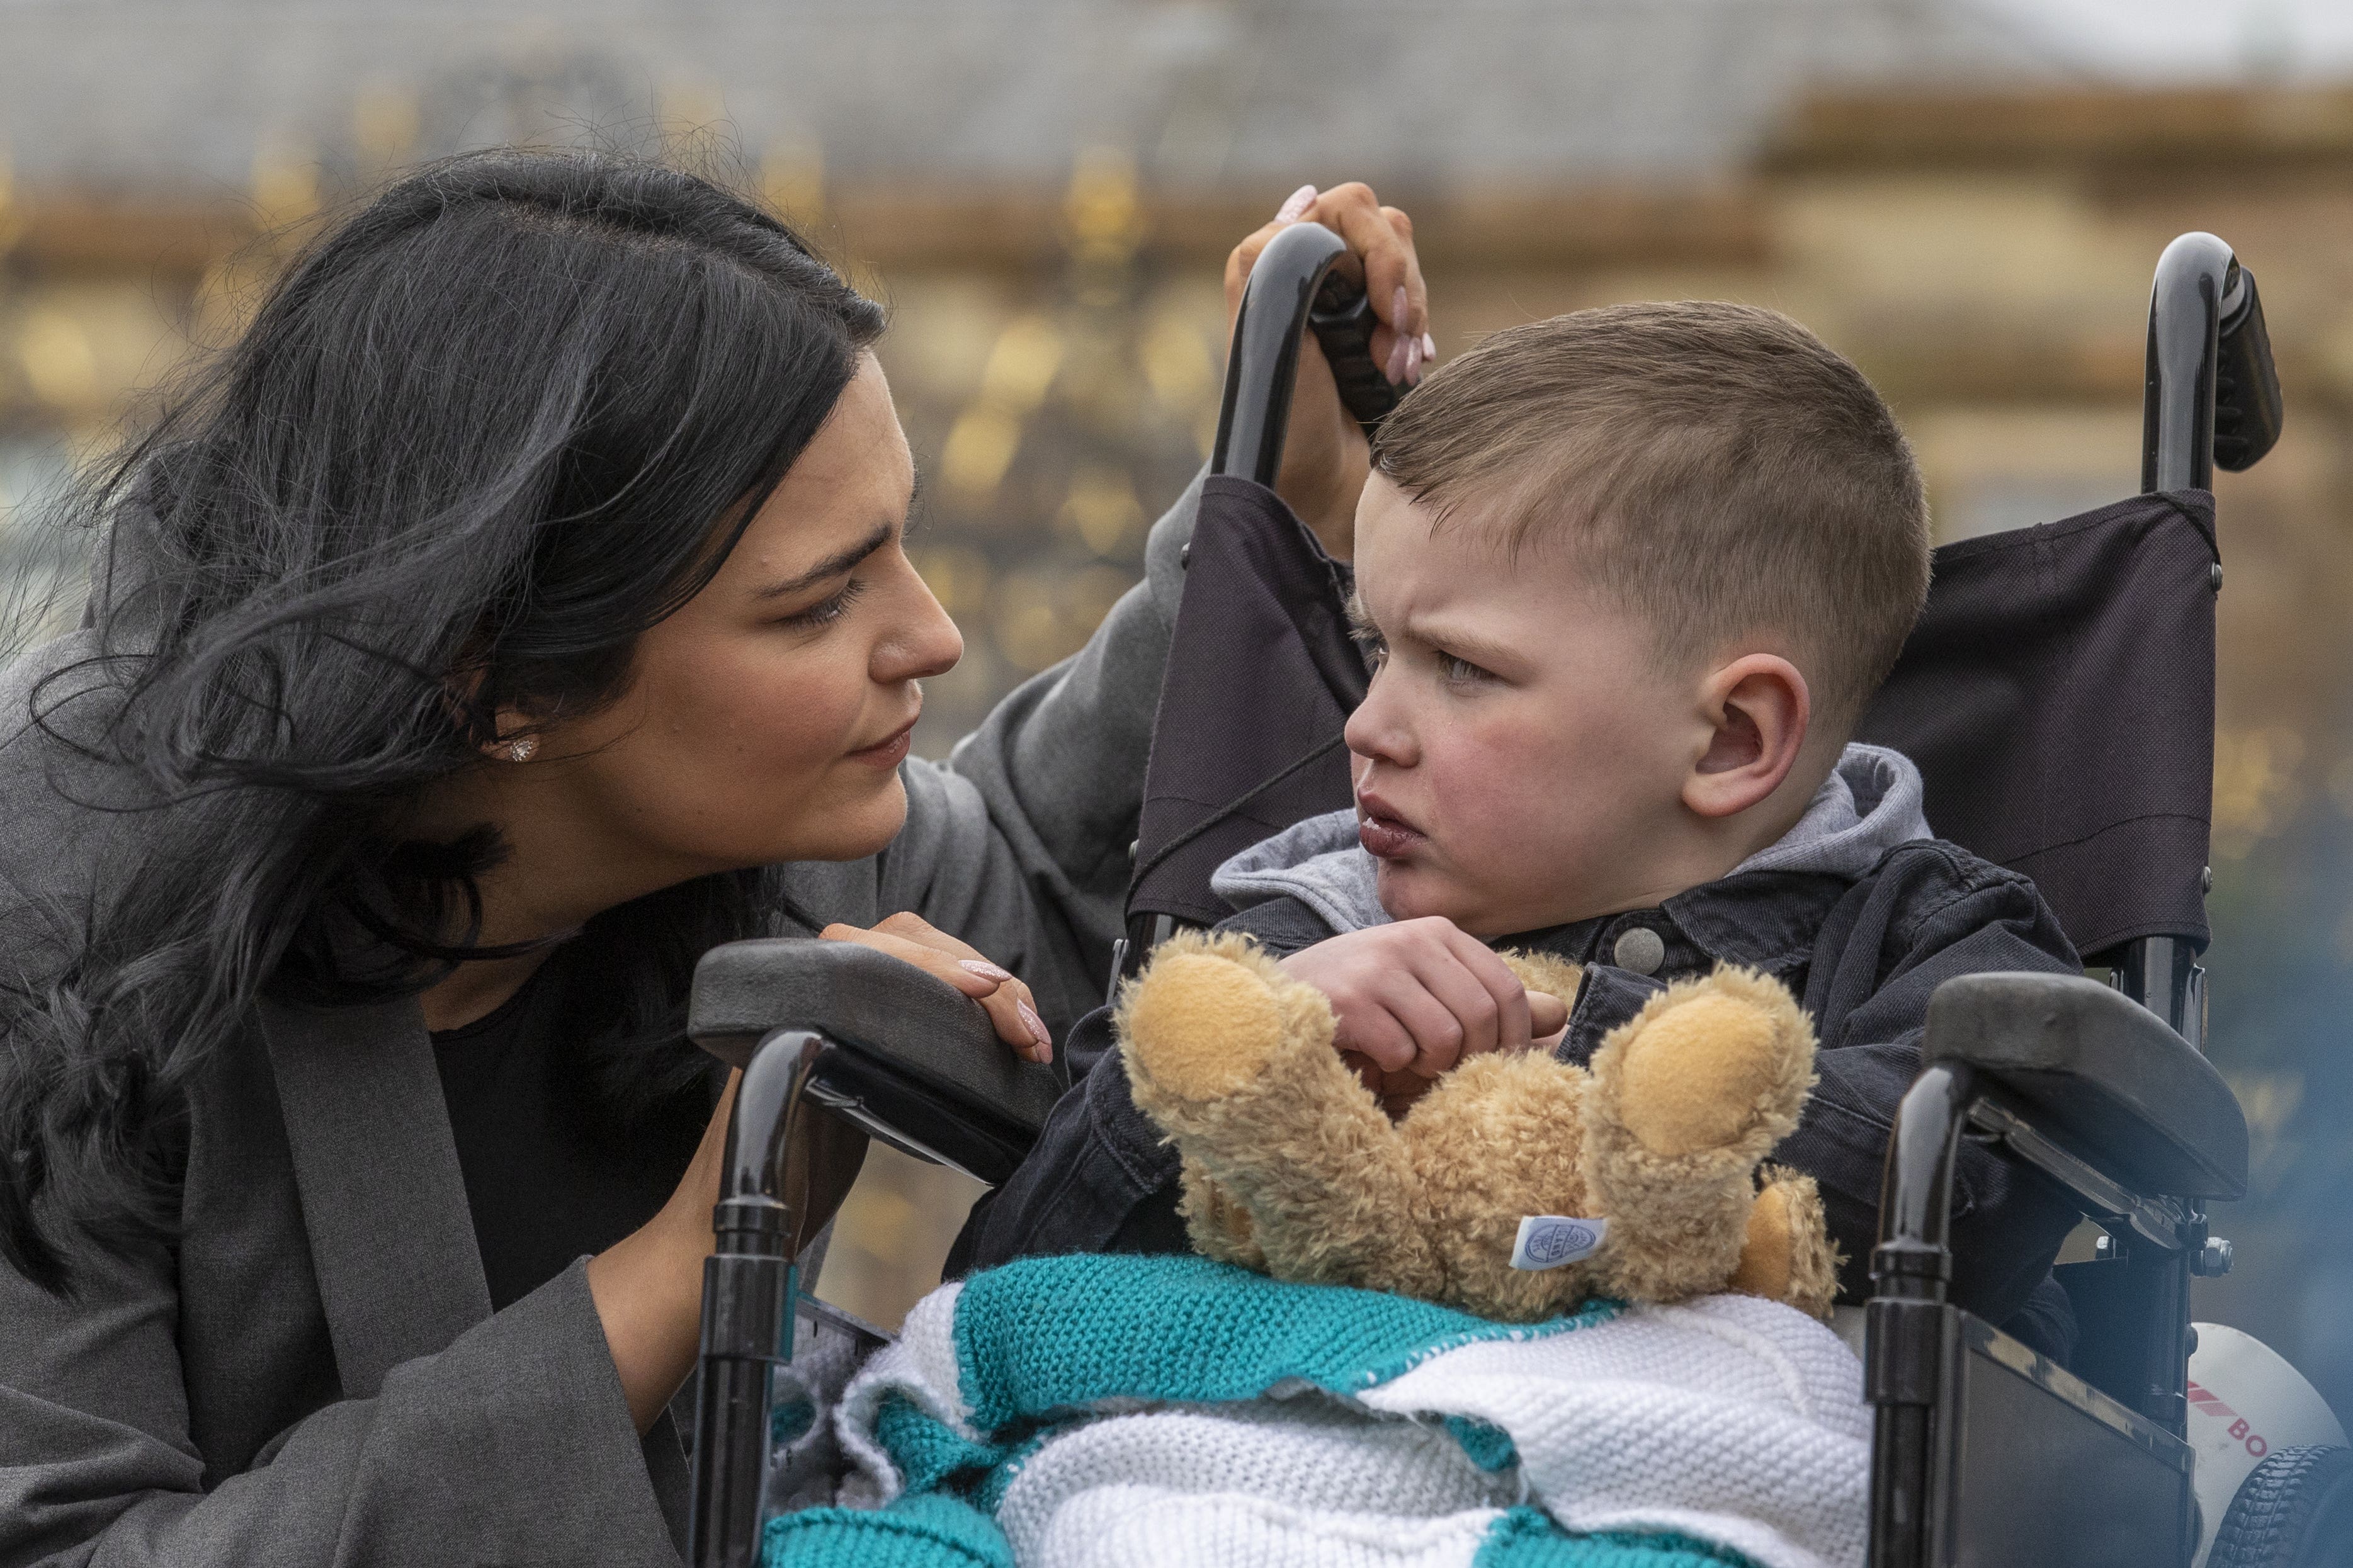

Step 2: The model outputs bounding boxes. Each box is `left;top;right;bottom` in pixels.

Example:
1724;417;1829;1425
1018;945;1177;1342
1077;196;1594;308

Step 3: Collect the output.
0;150;885;1292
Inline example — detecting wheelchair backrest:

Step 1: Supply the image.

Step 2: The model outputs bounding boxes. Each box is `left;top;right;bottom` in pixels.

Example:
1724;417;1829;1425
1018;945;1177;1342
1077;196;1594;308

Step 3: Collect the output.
1857;490;2218;963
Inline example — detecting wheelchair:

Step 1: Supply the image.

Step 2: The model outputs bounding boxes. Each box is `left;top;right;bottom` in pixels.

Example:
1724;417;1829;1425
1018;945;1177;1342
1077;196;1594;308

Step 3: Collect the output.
677;222;2349;1567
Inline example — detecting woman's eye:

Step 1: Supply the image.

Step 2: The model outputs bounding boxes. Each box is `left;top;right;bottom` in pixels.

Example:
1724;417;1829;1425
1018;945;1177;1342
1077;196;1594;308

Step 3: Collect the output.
780;578;867;630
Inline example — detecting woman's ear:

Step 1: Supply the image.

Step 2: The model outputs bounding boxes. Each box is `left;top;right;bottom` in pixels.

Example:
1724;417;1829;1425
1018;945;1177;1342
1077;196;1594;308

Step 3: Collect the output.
441;668;543;765
1682;654;1809;821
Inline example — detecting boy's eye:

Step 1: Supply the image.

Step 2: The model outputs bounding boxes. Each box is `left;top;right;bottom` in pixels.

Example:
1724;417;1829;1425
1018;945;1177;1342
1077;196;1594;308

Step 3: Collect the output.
1441;653;1496;685
779;577;868;630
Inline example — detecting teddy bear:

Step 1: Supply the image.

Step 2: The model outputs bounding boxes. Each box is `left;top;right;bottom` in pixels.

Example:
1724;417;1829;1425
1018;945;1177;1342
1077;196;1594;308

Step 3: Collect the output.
1116;930;1842;1324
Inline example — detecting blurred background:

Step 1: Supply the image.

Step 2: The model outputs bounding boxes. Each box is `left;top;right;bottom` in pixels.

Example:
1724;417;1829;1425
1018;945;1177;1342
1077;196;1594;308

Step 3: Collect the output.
4;0;2350;1417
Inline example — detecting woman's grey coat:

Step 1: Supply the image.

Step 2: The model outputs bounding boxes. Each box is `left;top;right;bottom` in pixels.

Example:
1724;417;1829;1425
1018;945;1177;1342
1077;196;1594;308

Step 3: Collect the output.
0;477;1202;1567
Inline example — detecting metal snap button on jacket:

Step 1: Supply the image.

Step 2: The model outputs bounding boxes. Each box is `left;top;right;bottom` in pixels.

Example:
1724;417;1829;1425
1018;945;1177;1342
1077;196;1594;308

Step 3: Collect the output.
1612;926;1667;976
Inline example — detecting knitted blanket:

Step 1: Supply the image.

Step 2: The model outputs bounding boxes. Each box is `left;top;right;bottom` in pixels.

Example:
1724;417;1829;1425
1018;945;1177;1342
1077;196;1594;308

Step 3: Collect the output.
763;1255;1867;1568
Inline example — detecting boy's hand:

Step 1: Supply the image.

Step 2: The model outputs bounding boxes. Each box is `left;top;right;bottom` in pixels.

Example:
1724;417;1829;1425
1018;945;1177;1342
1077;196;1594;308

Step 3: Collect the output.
1225;181;1431;563
1278;918;1567;1113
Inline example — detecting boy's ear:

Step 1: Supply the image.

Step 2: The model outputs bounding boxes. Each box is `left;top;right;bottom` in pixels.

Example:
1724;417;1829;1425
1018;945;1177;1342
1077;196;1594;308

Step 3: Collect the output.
1683;654;1810;821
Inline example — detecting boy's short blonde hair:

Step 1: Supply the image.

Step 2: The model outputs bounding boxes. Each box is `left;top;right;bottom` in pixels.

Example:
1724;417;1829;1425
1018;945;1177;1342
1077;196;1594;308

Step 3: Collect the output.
1371;302;1930;730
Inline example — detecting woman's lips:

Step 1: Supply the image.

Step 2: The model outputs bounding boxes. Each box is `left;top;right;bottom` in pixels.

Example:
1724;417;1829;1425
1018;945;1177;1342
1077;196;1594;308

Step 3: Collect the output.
848;718;918;767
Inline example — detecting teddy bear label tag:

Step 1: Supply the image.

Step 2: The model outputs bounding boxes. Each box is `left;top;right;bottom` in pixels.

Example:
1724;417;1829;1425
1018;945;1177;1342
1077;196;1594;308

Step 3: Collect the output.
1511;1215;1609;1270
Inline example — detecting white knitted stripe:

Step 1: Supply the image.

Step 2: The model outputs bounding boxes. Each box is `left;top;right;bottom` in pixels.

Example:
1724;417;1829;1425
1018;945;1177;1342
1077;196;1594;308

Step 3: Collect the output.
1016;1482;1500;1568
1366;1297;1867;1568
833;1278;970;1505
994;1402;1517;1558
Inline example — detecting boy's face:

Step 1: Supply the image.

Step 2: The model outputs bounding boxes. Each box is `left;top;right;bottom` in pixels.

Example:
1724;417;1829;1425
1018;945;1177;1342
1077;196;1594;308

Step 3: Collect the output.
1345;475;1704;939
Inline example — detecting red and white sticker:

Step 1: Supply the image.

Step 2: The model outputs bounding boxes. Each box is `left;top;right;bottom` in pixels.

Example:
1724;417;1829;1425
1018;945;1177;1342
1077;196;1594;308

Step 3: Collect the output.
2188;1379;2271;1460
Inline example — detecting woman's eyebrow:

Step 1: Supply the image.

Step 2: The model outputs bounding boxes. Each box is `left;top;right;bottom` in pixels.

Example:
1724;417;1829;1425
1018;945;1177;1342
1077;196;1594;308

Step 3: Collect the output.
752;518;895;600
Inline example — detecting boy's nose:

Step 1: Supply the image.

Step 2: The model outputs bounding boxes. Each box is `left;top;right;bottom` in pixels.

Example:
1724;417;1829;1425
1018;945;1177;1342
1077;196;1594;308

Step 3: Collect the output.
1343;672;1416;767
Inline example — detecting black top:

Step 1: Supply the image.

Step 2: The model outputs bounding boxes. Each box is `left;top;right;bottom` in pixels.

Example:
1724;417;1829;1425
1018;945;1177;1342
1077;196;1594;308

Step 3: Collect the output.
430;957;708;1311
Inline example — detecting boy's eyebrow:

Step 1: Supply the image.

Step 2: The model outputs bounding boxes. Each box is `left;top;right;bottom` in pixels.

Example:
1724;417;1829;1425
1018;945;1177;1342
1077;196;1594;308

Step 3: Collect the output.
1344;589;1381;640
1400;611;1522;671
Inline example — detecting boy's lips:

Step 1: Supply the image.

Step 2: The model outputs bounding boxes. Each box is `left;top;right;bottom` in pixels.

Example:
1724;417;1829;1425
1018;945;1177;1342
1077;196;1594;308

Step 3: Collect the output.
1355;790;1425;860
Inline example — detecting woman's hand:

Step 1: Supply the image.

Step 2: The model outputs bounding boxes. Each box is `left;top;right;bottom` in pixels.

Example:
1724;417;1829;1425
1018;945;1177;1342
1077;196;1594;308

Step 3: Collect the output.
1223;181;1431;562
820;911;1054;1064
587;1068;740;1435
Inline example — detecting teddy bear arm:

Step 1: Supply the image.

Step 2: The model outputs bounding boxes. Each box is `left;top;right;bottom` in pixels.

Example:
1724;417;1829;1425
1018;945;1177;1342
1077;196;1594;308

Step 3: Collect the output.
1120;933;1441;1294
1579;967;1821;1304
1154;1060;1440;1294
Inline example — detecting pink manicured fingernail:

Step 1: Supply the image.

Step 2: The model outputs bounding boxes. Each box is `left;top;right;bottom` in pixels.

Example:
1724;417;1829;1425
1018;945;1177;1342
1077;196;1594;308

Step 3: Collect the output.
1420;331;1437;361
1385;334;1410;385
1017;1000;1052;1052
1404;335;1424;385
1276;183;1317;223
960;959;1012;983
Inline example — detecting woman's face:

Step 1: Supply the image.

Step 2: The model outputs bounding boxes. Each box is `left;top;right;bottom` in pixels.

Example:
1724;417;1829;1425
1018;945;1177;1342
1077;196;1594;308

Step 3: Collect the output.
508;353;962;889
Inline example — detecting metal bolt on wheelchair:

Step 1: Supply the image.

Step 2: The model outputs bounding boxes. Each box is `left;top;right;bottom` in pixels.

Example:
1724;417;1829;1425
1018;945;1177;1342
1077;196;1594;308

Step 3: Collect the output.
678;224;2348;1568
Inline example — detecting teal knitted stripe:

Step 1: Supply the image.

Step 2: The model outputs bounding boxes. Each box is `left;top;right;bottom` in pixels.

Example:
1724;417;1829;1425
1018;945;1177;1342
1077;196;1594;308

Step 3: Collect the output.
876;1393;1016;1496
1443;1416;1520;1472
871;1390;1078;1511
952;1254;1618;1431
762;1494;1013;1568
1473;1508;1767;1568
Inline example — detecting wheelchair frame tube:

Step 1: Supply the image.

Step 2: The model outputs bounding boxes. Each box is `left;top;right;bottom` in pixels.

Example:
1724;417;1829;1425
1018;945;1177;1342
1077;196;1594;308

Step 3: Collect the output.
2128;231;2236;1049
1123;219;1358;978
1209;219;1352;486
2141;230;2233;497
1867;1062;1973;1568
687;1028;830;1568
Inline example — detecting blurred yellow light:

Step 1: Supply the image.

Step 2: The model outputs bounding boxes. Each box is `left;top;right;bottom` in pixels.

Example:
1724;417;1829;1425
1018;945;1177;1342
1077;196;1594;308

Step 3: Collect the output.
977;315;1065;409
1057;465;1145;556
17;310;101;410
1142;311;1215;412
942;407;1024;499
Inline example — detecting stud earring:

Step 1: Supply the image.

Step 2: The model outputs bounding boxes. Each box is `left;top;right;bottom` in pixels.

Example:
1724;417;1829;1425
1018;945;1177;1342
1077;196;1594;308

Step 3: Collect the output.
503;736;538;763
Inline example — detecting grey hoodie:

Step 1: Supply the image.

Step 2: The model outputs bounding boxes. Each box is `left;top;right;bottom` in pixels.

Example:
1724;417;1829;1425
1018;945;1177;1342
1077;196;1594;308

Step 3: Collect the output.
1209;742;1934;935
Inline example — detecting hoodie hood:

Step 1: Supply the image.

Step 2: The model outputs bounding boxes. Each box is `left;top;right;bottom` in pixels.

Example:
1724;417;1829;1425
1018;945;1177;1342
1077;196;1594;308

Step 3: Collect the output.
1210;742;1934;933
1726;742;1931;881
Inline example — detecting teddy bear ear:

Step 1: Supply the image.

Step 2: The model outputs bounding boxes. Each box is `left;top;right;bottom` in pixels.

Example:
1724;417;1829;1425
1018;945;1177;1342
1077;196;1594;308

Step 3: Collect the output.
1498;950;1585;1007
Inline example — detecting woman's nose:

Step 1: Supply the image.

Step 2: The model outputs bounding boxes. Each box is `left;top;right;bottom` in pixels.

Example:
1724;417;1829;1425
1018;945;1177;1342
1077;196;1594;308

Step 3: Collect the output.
875;565;964;685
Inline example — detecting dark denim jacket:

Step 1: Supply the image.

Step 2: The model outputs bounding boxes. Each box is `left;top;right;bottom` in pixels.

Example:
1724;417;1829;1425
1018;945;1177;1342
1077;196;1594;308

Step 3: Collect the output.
952;837;2085;1360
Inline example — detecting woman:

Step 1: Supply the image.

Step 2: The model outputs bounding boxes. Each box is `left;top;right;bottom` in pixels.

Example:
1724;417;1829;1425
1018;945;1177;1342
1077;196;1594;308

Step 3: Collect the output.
0;152;1426;1564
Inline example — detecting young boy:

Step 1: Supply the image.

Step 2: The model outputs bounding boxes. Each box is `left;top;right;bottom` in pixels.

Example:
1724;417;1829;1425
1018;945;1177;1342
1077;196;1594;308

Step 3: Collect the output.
955;302;2083;1358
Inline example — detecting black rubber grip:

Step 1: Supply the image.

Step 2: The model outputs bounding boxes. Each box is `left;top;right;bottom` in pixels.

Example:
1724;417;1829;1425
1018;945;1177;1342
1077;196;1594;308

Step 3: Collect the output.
1308;273;1402;434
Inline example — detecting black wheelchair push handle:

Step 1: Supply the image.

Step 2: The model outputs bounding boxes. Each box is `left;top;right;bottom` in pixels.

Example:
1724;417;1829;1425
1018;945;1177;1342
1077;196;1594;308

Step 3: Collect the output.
2214;261;2283;474
2142;230;2282;495
1211;219;1399;483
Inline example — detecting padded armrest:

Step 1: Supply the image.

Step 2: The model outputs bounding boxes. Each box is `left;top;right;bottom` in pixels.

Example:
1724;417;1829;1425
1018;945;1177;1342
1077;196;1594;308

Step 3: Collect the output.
688;939;1066;1140
1923;972;2247;1200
